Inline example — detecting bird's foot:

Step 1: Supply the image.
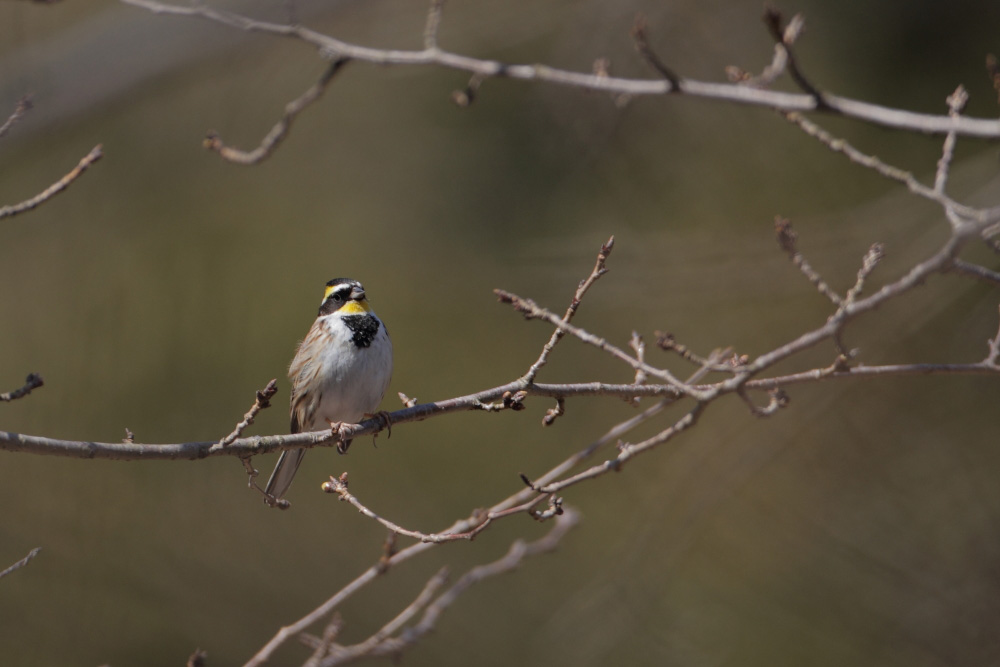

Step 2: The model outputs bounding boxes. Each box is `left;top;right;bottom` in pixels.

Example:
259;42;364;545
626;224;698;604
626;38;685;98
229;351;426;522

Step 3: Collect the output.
365;411;393;439
327;419;351;442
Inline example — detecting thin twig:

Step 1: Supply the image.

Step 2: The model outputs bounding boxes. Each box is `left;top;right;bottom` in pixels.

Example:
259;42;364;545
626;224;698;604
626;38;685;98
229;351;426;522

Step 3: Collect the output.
537;403;706;494
322;473;552;543
542;397;565;426
774;217;843;306
0;548;41;581
0;96;32;140
309;568;450;665
0;374;44;402
986;305;1000;367
949;259;1000;287
762;7;828;108
988;54;1000;105
219;379;278;447
0;145;103;220
336;510;579;664
934;86;968;194
521;236;614;383
497;287;697;396
780;112;981;222
301;613;343;667
654;332;735;373
842;243;885;307
630;15;682;89
738;387;789;417
727;13;801;88
204;59;349;164
423;0;444;51
629;331;648;386
186;649;208;667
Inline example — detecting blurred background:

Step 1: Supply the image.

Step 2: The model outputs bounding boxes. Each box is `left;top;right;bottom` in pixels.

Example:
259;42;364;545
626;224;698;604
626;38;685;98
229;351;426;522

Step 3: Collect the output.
2;0;1000;665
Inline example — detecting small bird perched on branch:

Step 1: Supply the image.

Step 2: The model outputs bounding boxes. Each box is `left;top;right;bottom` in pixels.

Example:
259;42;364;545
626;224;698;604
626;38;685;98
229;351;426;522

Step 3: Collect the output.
264;278;393;507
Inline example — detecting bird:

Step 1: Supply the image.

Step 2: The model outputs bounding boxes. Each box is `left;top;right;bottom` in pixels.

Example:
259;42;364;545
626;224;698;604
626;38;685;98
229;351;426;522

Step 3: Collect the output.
264;278;393;507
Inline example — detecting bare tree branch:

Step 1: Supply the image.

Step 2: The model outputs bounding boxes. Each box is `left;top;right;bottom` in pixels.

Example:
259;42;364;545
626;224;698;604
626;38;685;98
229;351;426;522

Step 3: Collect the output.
0;379;689;461
250;510;578;666
301;567;449;666
322;510;579;666
5;6;1000;665
119;0;1000;139
0;145;103;221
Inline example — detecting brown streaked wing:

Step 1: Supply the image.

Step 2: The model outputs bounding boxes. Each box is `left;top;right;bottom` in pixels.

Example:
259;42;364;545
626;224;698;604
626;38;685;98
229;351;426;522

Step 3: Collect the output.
287;320;330;434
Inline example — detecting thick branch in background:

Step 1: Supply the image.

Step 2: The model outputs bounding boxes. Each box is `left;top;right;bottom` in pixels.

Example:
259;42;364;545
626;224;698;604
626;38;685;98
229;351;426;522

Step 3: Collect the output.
120;0;1000;138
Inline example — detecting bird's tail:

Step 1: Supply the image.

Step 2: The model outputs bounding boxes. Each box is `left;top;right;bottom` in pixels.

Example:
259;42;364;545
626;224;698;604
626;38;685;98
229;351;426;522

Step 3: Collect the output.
264;449;307;506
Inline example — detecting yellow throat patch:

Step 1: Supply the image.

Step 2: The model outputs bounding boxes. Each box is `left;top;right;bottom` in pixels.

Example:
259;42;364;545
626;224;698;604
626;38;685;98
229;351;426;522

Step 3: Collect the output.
338;300;370;315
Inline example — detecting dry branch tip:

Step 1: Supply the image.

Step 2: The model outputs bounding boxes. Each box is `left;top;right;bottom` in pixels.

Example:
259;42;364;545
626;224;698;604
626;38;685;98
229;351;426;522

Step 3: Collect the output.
452;73;484;108
186;649;208;667
0;95;34;140
987;54;1000;105
0;547;41;580
218;379;278;447
542;398;565;426
1;373;44;402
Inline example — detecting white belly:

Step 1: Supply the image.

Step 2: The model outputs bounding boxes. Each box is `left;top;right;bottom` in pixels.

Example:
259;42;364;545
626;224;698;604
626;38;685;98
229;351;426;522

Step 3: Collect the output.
292;314;393;431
